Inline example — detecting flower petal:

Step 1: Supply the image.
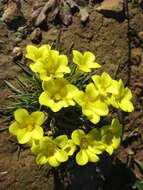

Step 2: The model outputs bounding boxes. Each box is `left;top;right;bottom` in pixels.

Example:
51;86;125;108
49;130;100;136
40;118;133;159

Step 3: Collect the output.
36;154;48;164
54;135;68;148
31;111;45;125
71;129;85;145
63;140;77;156
86;149;100;163
106;146;114;155
120;99;134;112
31;125;44;139
9;122;20;135
87;128;101;141
14;109;29;123
26;45;38;61
54;149;68;162
73;90;85;106
76;150;88;165
93;101;109;116
39;92;51;106
48;156;60;167
88;113;100;124
73;50;82;65
17;130;31;144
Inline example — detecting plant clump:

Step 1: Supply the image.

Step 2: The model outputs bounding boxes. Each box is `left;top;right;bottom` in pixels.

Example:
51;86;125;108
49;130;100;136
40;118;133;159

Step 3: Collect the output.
8;44;134;166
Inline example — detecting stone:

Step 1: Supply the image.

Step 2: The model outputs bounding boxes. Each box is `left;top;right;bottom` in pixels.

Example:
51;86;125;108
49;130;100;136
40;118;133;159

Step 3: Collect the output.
96;0;123;12
30;28;42;44
1;0;25;29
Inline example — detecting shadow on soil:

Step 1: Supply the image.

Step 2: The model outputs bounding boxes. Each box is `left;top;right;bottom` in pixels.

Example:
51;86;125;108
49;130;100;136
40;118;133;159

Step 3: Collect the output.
53;155;136;190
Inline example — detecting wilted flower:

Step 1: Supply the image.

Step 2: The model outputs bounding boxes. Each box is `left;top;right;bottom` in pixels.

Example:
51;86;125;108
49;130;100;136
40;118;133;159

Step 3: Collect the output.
72;50;101;74
100;119;122;155
31;135;69;167
39;78;78;112
71;129;105;165
9;109;44;144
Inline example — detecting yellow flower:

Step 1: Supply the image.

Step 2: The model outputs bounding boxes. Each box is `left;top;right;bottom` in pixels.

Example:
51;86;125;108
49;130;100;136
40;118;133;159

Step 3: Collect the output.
9;109;45;144
110;79;134;112
72;50;101;74
91;72;118;105
31;135;69;167
74;83;109;124
26;44;51;63
100;119;122;155
62;139;77;156
71;129;105;165
29;50;70;81
39;78;78;112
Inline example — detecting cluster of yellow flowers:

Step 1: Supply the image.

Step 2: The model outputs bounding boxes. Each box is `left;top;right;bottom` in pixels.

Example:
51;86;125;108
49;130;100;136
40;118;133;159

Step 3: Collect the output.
9;44;134;167
9;109;122;166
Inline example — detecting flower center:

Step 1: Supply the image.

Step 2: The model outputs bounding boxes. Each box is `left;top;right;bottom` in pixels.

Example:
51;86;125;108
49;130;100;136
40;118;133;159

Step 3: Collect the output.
53;93;62;101
24;117;35;131
44;142;56;156
80;137;90;149
104;132;113;145
27;124;34;131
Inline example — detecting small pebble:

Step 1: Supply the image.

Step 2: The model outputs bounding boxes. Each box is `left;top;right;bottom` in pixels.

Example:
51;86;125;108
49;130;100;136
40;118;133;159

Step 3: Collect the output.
12;46;22;60
138;31;143;42
30;28;42;44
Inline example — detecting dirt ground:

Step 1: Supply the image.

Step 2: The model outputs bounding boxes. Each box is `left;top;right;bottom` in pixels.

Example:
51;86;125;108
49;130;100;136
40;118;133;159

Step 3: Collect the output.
0;0;143;190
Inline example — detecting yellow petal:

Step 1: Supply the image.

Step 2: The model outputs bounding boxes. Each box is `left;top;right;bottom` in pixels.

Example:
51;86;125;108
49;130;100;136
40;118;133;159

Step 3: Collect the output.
106;80;119;94
88;113;100;124
73;50;82;65
31;111;45;125
54;135;68;148
93;101;109;116
49;101;64;112
112;137;121;149
82;106;93;116
9;122;20;135
36;154;48;164
106;146;114;155
39;92;51;106
91;142;105;154
110;95;119;108
73;90;85;106
39;44;51;56
54;149;68;162
87;128;101;141
63;140;77;156
86;149;100;163
86;83;99;101
120;99;134;112
31;125;44;139
101;72;112;88
124;88;132;99
17;130;31;144
91;75;101;86
66;84;78;99
14;109;29;123
29;62;44;73
84;51;95;62
84;52;101;69
48;156;60;167
26;45;38;61
76;149;88;165
71;129;85;145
